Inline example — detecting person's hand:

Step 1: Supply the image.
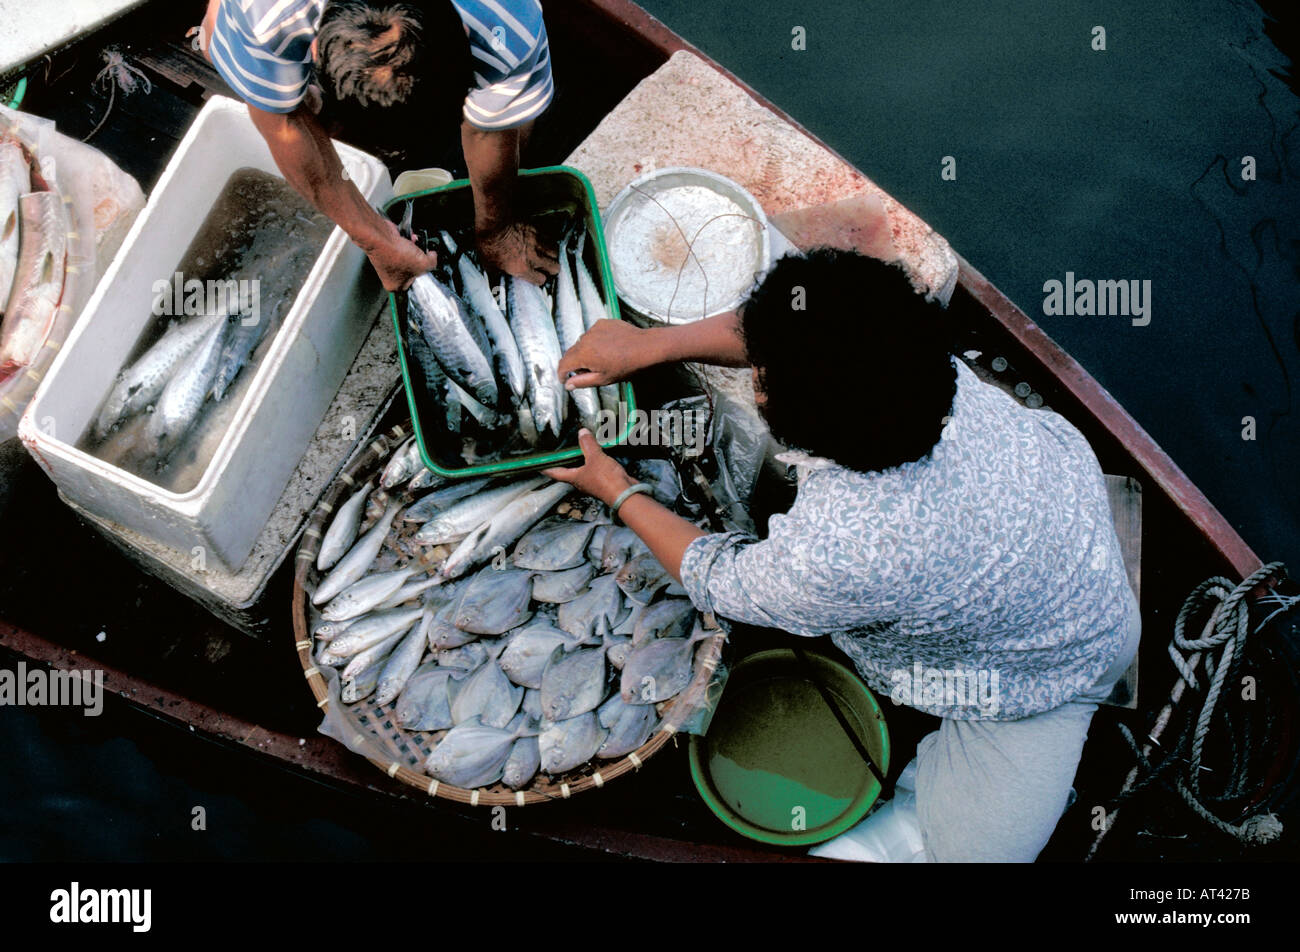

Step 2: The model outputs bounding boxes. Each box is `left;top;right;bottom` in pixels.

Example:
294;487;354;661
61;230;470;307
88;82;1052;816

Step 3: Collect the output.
366;218;439;292
543;428;637;506
477;221;559;285
557;319;653;390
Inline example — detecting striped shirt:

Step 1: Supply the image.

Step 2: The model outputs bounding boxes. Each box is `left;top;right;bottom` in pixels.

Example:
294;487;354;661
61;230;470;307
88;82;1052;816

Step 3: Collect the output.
209;0;553;129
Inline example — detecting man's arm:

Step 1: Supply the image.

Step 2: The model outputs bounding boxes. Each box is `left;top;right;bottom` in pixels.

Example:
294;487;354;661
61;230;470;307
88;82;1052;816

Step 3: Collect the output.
462;121;558;284
246;106;437;292
557;310;750;389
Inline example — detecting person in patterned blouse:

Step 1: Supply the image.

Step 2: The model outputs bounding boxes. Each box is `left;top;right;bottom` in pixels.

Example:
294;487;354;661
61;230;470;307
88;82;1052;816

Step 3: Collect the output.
547;248;1140;861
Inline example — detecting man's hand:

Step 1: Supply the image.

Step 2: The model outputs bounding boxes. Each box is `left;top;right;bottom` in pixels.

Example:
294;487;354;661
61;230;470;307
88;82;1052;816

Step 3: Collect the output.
365;218;439;292
542;428;636;506
557;319;655;389
477;220;558;285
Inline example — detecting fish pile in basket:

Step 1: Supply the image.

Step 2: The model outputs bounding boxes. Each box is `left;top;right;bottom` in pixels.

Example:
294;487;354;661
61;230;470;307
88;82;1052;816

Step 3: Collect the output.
402;219;621;464
308;436;713;791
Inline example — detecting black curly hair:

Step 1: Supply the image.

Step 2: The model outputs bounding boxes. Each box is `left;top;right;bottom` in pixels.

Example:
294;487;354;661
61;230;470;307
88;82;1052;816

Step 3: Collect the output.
316;1;471;130
740;248;956;474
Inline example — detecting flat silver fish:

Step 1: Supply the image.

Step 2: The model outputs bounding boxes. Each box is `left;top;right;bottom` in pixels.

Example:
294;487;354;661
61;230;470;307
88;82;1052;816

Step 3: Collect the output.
632;598;695;646
498;624;576;689
531;563;595;604
596;694;657;758
539;643;607;721
557;574;627;641
424;716;538;788
317;479;374;571
603;631;632;670
522;688;543;719
512;517;596;572
437;640;488;672
502;735;540;790
539;712;607;775
586;525;611;563
600;526;648;573
619;622;714;704
615;551;676;605
394;663;461;731
450;645;522;727
453;566;534;635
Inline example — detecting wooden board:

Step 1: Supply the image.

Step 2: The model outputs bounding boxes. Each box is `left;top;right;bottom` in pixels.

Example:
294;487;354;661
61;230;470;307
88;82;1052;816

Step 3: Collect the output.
1103;475;1142;708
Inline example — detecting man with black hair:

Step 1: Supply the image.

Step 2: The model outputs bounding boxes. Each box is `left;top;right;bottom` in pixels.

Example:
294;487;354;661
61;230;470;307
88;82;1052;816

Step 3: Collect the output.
547;249;1141;861
199;0;558;290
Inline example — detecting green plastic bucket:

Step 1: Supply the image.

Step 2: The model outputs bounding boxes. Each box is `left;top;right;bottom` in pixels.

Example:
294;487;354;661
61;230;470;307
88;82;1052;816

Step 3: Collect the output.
383;165;636;479
688;649;890;846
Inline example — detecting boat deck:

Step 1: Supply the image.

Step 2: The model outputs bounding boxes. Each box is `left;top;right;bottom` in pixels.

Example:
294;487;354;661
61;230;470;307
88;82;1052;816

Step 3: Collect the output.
1;0;1294;862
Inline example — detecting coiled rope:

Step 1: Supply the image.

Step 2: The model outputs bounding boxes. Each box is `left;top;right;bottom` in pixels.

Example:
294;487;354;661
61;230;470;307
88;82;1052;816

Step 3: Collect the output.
1086;561;1293;859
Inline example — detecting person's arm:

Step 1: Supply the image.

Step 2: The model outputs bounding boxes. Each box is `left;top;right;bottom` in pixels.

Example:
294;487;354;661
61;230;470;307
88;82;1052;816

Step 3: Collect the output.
246;106;437;292
543;430;704;580
545;430;854;634
557;310;749;390
462;121;558;284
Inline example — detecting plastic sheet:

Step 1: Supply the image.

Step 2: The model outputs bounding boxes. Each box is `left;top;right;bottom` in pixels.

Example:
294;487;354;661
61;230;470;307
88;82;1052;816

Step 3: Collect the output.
708;389;768;534
0;104;144;441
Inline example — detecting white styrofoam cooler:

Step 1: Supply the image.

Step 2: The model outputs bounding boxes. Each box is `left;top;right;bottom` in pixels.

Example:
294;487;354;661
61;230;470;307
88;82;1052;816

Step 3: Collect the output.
18;96;393;570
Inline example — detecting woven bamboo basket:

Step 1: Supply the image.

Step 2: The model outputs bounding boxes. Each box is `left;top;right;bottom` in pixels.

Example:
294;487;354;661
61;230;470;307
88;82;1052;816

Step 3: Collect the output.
292;421;727;805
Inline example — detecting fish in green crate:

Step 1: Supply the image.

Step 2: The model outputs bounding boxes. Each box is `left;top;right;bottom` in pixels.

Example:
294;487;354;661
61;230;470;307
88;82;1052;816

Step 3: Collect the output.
506;275;565;438
408;271;498;408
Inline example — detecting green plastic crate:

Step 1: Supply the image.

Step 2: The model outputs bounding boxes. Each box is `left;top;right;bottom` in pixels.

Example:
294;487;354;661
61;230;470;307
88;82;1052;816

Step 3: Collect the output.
384;165;636;479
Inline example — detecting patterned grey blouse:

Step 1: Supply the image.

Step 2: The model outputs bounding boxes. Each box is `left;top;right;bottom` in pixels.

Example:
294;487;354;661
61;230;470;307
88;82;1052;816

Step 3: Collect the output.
680;359;1133;720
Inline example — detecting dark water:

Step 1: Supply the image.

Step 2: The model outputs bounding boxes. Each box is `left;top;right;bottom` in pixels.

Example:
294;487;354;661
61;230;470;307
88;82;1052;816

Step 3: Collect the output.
3;0;1296;862
640;0;1299;573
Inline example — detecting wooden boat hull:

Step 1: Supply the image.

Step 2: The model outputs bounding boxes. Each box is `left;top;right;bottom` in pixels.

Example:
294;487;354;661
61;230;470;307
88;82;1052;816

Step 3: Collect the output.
0;0;1290;862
